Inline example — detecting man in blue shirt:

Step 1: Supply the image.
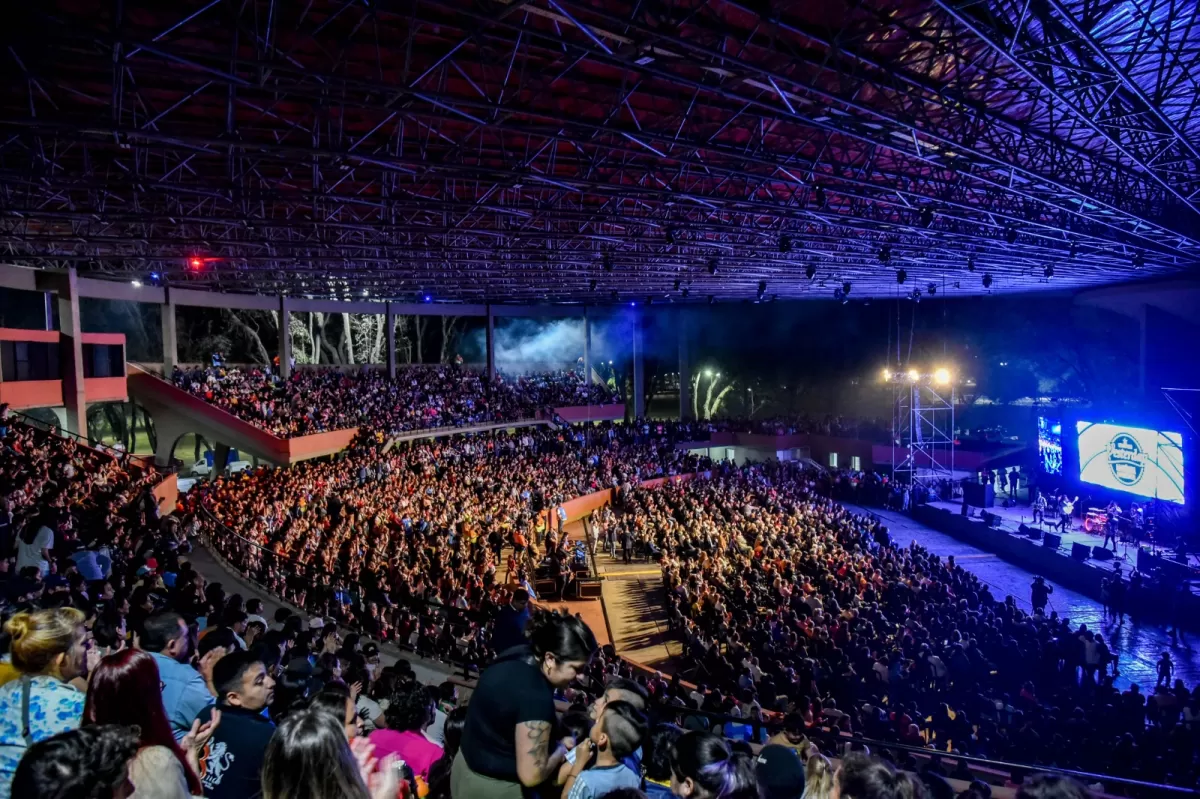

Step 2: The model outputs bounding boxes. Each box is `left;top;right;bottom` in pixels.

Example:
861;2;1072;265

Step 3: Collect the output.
139;611;222;741
491;588;531;653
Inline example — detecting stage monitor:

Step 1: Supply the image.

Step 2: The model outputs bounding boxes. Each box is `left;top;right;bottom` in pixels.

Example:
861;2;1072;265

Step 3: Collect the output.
1075;421;1185;505
1038;416;1062;475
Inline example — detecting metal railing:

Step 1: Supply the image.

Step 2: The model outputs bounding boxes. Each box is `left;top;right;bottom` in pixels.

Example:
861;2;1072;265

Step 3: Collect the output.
4;408;165;474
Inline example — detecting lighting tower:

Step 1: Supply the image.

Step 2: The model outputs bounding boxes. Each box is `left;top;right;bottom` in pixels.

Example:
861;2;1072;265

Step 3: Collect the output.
885;368;956;489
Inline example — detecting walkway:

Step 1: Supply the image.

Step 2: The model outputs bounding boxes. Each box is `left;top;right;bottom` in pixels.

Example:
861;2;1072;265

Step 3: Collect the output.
594;545;683;673
848;504;1199;690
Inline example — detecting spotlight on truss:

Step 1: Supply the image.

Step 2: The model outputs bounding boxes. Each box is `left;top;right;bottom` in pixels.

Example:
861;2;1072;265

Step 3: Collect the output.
927;282;937;296
842;281;852;296
1004;227;1018;244
814;185;827;208
708;259;719;275
665;228;677;246
878;244;891;264
982;273;993;289
966;256;976;272
896;269;907;285
1043;264;1054;279
1133;251;1145;269
919;206;935;228
804;264;816;281
779;236;792;254
911;288;921;303
1069;241;1078;258
673;278;681;291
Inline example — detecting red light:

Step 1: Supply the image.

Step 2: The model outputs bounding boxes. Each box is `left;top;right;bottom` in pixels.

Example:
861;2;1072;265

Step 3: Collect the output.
188;257;203;269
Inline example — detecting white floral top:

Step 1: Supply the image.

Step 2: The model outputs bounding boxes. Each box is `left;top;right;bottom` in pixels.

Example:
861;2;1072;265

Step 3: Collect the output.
0;676;85;799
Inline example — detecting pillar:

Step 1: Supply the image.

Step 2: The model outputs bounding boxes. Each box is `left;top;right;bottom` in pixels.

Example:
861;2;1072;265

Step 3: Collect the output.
385;302;397;380
583;308;591;385
210;442;231;481
43;292;54;331
162;289;178;374
278;295;292;379
678;310;692;420
49;268;88;438
485;304;496;382
632;310;645;418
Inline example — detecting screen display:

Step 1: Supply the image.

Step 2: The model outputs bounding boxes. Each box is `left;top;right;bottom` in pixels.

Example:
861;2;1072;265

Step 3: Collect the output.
1038;416;1062;475
1076;421;1185;504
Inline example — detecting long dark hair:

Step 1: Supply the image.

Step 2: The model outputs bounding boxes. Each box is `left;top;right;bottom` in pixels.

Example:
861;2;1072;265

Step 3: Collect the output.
83;649;203;795
669;731;758;799
837;753;926;799
426;706;468;799
261;708;370;799
525;608;598;663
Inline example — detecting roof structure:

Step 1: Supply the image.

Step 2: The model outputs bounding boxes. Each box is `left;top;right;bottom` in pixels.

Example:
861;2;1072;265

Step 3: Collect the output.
0;0;1198;303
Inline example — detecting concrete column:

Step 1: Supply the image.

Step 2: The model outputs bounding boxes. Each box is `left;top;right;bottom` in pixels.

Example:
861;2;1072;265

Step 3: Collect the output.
210;442;231;481
583;308;591;385
678;310;692;420
632;311;645;418
52;269;88;438
162;289;178;374
385;302;397;380
278;295;292;379
43;293;54;331
485;304;496;382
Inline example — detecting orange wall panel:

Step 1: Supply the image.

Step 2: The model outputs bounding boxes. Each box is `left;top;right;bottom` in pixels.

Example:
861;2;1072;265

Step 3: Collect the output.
84;377;128;403
0;380;64;409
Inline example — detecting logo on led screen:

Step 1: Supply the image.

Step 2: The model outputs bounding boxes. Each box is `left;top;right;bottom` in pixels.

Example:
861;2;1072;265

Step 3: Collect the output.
1106;433;1146;487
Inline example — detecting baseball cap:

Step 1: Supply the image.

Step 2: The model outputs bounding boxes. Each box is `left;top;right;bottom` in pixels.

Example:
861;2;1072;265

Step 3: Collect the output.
756;744;805;799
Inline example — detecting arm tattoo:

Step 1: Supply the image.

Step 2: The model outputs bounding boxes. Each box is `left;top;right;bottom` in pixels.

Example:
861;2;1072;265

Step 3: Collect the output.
523;720;553;773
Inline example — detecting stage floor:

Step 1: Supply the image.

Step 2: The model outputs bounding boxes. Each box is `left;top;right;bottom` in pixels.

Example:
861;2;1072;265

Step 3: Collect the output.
846;503;1200;691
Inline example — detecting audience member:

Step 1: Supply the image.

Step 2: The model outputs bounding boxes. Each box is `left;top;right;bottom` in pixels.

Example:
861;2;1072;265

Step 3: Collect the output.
11;725;140;799
194;651;276;799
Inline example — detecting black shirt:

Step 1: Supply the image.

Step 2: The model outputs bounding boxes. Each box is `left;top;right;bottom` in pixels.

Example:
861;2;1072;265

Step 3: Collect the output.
196;704;275;799
460;645;556;781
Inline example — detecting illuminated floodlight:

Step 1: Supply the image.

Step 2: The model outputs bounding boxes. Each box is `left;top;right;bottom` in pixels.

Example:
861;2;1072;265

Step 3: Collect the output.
131;280;142;288
188;257;203;269
704;369;713;377
882;368;892;381
934;368;951;385
907;369;919;382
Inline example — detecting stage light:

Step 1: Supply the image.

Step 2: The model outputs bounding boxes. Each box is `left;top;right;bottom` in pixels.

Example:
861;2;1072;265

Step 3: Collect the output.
704;369;713;377
919;206;935;228
982;273;993;289
966;256;976;272
665;228;677;246
907;369;919;382
814;185;827;208
423;294;432;302
934;368;951;385
188;257;203;270
878;245;891;264
882;368;892;381
131;280;142;288
779;236;792;253
804;264;816;281
588;278;597;291
1069;241;1078;258
1133;250;1145;269
1043;264;1054;279
911;288;921;303
927;282;937;296
673;278;681;291
1004;227;1017;244
708;259;718;275
842;281;851;296
896;269;906;285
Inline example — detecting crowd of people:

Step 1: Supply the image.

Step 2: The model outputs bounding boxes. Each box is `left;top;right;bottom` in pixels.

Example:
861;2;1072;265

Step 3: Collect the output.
0;398;1165;799
170;364;621;439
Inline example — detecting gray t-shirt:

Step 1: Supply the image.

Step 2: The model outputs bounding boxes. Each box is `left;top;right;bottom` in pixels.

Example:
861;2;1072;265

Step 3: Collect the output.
567;764;641;799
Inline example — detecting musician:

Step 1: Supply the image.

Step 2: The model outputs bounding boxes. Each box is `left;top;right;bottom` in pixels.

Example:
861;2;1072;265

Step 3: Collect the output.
1032;491;1047;525
1056;495;1077;533
1103;500;1122;551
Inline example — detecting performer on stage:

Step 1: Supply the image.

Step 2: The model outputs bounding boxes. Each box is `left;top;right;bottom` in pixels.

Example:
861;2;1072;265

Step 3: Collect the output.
1032;491;1047;525
1056;496;1077;533
1103;500;1121;551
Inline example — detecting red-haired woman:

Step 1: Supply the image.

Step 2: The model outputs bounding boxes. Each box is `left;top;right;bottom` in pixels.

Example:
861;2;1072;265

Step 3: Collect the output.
83;649;220;798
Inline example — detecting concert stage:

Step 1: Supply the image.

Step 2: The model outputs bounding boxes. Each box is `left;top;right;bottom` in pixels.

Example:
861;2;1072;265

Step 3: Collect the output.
913;500;1200;628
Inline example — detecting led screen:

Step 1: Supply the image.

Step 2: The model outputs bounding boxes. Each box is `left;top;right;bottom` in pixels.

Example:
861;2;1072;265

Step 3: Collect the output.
1038;416;1062;475
1076;421;1184;504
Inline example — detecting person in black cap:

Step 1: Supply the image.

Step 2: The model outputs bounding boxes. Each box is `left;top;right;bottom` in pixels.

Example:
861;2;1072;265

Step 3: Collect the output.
755;744;805;799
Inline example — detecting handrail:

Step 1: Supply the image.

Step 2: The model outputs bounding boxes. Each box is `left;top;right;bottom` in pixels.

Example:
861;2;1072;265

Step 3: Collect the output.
4;407;165;474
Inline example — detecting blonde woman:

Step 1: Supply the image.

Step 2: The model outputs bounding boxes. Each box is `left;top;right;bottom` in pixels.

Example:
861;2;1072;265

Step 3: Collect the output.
800;753;834;799
0;608;94;799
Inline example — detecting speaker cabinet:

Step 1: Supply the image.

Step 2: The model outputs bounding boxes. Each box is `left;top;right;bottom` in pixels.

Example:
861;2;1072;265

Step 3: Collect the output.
1043;532;1062;550
963;483;995;508
1071;542;1091;560
1092;547;1114;561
